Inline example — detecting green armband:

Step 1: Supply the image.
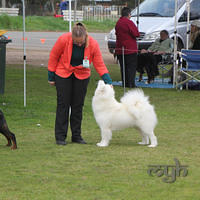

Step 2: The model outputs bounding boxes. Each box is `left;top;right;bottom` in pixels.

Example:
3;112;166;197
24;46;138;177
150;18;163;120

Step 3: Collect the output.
48;71;55;82
101;73;112;84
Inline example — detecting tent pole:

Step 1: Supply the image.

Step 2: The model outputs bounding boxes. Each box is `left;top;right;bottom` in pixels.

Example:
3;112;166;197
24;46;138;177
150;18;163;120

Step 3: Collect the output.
21;0;26;107
2;0;6;7
186;0;190;50
74;0;77;23
69;0;72;32
173;0;178;88
136;0;140;28
186;0;190;89
122;46;126;95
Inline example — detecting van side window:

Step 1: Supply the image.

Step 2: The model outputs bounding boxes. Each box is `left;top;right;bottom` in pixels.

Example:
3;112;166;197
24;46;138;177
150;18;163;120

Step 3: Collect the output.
190;0;200;20
179;11;187;22
179;0;200;22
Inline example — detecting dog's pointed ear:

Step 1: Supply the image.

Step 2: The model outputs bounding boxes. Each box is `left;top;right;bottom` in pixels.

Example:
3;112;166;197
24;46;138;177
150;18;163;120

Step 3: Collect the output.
96;80;106;94
98;80;105;90
98;80;105;87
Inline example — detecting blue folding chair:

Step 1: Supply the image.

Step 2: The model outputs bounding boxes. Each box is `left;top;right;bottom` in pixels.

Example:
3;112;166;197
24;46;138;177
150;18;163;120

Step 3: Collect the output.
177;49;200;89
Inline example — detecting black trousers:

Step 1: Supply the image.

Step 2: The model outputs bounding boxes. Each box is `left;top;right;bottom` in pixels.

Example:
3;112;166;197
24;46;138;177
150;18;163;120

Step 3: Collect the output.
55;73;90;142
117;53;137;88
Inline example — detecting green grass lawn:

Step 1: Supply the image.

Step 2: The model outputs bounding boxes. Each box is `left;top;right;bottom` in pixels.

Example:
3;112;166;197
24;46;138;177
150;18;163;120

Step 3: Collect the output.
0;64;200;200
0;15;116;32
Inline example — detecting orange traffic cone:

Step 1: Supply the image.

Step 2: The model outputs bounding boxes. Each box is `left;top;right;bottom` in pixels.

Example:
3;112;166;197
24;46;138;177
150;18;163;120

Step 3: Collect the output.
40;38;46;44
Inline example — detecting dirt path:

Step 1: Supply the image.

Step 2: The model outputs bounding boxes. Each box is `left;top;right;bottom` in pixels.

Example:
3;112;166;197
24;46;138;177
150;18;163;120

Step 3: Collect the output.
6;48;115;67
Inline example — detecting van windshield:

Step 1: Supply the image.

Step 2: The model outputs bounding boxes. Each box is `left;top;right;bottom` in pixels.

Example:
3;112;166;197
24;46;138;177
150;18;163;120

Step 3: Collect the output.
131;0;185;17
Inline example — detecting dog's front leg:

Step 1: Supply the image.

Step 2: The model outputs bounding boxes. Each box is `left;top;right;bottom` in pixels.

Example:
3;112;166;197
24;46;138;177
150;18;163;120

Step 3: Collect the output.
0;131;12;146
97;128;112;147
5;134;12;147
2;125;17;150
138;133;149;145
9;132;17;150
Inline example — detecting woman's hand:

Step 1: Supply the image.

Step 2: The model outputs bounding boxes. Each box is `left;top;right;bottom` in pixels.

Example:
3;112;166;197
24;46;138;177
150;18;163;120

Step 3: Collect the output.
141;49;148;54
48;81;55;86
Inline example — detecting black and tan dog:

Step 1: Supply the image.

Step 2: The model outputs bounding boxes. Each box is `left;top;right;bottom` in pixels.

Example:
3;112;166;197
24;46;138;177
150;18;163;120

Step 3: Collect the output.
0;110;17;150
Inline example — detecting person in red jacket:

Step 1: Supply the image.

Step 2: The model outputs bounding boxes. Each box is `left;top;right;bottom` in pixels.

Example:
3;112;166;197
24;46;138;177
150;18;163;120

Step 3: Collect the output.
115;7;140;88
48;22;112;145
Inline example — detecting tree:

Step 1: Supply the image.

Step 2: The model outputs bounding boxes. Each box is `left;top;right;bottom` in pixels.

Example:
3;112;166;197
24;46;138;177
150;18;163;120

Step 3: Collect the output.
1;0;6;7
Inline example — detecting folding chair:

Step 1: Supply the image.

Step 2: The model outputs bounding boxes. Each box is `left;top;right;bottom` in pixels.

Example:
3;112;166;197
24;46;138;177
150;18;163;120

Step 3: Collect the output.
158;53;174;83
176;49;200;90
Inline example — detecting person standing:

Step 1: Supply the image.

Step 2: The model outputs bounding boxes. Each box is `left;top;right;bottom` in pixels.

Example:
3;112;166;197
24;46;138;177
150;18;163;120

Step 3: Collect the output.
48;23;112;145
60;0;68;15
115;7;140;88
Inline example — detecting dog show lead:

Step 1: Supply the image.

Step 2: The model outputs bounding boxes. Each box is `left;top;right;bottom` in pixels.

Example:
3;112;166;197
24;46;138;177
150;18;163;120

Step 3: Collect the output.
48;22;112;146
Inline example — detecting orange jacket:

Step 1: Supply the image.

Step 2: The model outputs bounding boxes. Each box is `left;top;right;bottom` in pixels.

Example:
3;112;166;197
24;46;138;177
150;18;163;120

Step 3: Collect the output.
48;32;109;80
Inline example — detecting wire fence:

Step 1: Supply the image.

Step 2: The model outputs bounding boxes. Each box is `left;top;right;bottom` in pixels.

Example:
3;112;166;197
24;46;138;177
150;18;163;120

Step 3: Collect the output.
8;3;123;21
82;5;123;21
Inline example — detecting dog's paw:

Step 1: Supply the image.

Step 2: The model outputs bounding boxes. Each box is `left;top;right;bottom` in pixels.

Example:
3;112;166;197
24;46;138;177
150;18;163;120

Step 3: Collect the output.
96;142;108;147
148;144;157;148
138;141;149;145
11;145;17;150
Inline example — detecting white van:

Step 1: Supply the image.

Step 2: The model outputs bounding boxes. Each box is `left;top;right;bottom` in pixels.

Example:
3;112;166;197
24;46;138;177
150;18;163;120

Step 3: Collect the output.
107;0;200;54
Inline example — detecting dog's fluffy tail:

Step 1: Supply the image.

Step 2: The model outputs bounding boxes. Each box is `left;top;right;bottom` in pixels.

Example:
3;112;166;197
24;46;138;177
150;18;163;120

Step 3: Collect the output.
120;89;156;121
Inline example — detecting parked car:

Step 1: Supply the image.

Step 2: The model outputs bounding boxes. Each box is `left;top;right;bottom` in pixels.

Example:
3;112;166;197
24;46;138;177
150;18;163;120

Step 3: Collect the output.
107;0;200;56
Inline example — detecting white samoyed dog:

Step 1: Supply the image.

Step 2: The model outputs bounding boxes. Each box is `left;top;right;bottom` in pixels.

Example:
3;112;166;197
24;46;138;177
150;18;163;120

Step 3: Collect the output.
92;80;158;147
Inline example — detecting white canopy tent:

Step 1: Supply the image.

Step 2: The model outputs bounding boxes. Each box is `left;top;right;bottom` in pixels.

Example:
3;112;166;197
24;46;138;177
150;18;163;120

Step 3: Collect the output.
20;0;192;104
135;0;192;87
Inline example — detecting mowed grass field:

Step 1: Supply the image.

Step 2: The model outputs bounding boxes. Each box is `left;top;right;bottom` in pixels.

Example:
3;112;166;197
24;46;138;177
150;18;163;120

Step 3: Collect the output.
0;15;116;32
0;64;200;200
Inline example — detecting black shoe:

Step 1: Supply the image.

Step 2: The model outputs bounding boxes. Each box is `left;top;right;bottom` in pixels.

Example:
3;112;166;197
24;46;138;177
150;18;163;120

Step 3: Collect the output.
72;138;87;144
56;140;67;145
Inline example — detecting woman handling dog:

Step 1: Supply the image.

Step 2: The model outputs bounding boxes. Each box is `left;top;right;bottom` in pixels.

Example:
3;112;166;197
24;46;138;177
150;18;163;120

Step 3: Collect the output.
48;23;112;145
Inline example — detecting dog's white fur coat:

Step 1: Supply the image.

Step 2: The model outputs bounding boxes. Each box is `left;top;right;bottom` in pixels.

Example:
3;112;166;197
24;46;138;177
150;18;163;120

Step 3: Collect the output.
92;80;158;147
